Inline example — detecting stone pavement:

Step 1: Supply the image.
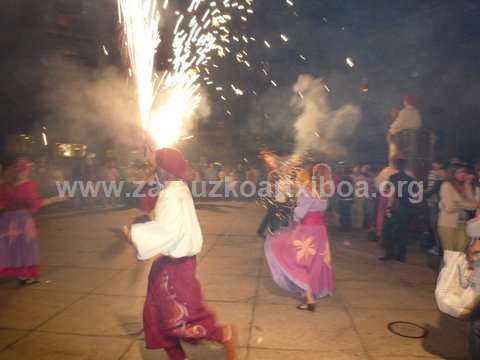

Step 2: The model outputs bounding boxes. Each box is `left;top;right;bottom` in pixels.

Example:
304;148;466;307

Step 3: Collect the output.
0;202;466;359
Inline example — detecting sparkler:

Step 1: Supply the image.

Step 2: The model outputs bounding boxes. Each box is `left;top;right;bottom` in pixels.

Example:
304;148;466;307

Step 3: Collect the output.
118;0;259;149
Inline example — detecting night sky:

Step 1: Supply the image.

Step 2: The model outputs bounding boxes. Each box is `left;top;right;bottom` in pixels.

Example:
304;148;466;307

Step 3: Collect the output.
1;0;480;161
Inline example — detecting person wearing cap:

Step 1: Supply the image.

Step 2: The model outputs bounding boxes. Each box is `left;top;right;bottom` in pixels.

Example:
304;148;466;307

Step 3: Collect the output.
0;158;66;285
123;148;237;360
389;95;422;136
388;95;422;159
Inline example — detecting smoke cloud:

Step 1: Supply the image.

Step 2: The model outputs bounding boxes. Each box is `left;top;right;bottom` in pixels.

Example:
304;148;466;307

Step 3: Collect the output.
292;74;361;156
248;74;361;158
38;57;140;149
38;57;211;152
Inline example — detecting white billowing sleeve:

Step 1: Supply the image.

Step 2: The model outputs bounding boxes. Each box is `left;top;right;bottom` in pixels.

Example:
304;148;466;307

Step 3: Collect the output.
131;182;203;260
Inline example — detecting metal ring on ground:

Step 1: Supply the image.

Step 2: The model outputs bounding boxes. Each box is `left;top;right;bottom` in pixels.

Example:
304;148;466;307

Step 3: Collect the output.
387;321;429;339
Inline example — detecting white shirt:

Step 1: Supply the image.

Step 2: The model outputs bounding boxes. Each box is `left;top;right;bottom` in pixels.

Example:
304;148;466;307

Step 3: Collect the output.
131;181;203;260
389;107;422;135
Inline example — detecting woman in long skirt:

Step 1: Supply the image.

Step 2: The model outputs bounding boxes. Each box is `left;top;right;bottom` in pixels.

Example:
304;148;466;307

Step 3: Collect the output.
265;164;334;311
0;158;64;285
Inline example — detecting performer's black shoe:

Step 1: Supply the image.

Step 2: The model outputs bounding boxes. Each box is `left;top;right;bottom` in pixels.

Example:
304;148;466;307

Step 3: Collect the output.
296;303;316;312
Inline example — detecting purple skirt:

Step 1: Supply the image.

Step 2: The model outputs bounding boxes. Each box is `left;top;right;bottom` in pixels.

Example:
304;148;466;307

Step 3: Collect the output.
265;212;334;298
0;210;40;278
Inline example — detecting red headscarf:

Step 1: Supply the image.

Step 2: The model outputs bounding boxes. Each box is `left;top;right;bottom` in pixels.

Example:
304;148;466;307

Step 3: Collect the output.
404;95;417;107
155;148;188;180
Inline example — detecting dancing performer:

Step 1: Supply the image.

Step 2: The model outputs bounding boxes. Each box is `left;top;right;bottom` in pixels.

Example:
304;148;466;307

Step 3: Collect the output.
257;170;292;238
123;148;237;360
0;158;64;285
264;164;334;312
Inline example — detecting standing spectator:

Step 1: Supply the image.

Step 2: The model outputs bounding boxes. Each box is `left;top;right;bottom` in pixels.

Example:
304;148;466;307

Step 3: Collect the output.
101;159;121;207
380;157;416;262
438;164;478;252
424;161;447;255
352;166;366;229
338;168;354;232
204;163;218;182
362;165;377;237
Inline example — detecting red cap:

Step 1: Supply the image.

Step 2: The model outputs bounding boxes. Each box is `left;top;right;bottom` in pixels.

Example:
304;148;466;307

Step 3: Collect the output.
155;148;188;180
404;95;417;107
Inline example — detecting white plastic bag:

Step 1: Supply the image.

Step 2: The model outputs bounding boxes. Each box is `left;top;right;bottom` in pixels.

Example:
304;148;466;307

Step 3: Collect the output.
435;250;479;319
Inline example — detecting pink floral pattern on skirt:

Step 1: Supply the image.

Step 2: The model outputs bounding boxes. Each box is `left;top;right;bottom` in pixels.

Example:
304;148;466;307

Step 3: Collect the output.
143;256;224;350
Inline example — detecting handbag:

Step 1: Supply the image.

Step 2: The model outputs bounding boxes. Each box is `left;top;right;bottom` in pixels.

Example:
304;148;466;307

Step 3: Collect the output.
435;250;480;319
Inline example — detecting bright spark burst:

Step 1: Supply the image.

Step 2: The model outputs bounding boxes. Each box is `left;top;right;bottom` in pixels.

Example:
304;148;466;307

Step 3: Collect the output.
118;0;256;149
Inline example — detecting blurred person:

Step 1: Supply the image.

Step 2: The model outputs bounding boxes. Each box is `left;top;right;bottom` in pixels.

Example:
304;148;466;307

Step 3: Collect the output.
0;158;66;285
351;166;366;229
257;170;291;237
100;159;121;207
123;148;237;360
438;164;478;252
362;165;378;238
379;156;417;262
466;212;480;360
424;160;447;255
246;165;260;184
204;163;218;182
337;168;354;232
264;164;334;312
388;95;422;136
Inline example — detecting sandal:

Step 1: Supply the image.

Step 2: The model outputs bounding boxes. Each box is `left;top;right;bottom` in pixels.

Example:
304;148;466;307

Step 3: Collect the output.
296;303;316;312
18;278;39;286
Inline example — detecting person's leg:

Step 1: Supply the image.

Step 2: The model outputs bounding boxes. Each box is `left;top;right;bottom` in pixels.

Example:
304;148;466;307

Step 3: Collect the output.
455;224;468;252
338;201;346;230
467;317;480;359
438;227;454;251
395;212;409;262
345;202;353;231
257;211;270;236
164;342;187;360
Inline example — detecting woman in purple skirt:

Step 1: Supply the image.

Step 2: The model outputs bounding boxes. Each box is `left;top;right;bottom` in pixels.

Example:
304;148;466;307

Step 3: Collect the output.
265;164;335;311
0;158;64;285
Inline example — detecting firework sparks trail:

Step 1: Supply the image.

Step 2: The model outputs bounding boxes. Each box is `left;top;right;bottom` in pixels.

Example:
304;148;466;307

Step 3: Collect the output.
118;0;303;150
118;0;160;134
118;0;263;149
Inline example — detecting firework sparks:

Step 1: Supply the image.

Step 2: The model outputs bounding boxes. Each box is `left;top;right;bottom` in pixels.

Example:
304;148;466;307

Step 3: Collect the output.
119;0;260;149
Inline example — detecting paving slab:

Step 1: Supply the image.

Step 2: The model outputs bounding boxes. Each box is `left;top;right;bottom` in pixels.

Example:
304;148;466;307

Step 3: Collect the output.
0;203;467;360
348;308;466;359
123;340;248;360
247;349;367;360
39;294;144;336
338;280;437;310
0;289;81;330
0;330;28;351
250;304;364;353
200;274;258;303
0;332;131;360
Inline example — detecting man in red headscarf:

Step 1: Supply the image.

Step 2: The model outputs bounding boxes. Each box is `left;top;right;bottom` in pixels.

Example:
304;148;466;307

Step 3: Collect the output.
387;95;422;159
389;95;422;136
123;148;237;360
